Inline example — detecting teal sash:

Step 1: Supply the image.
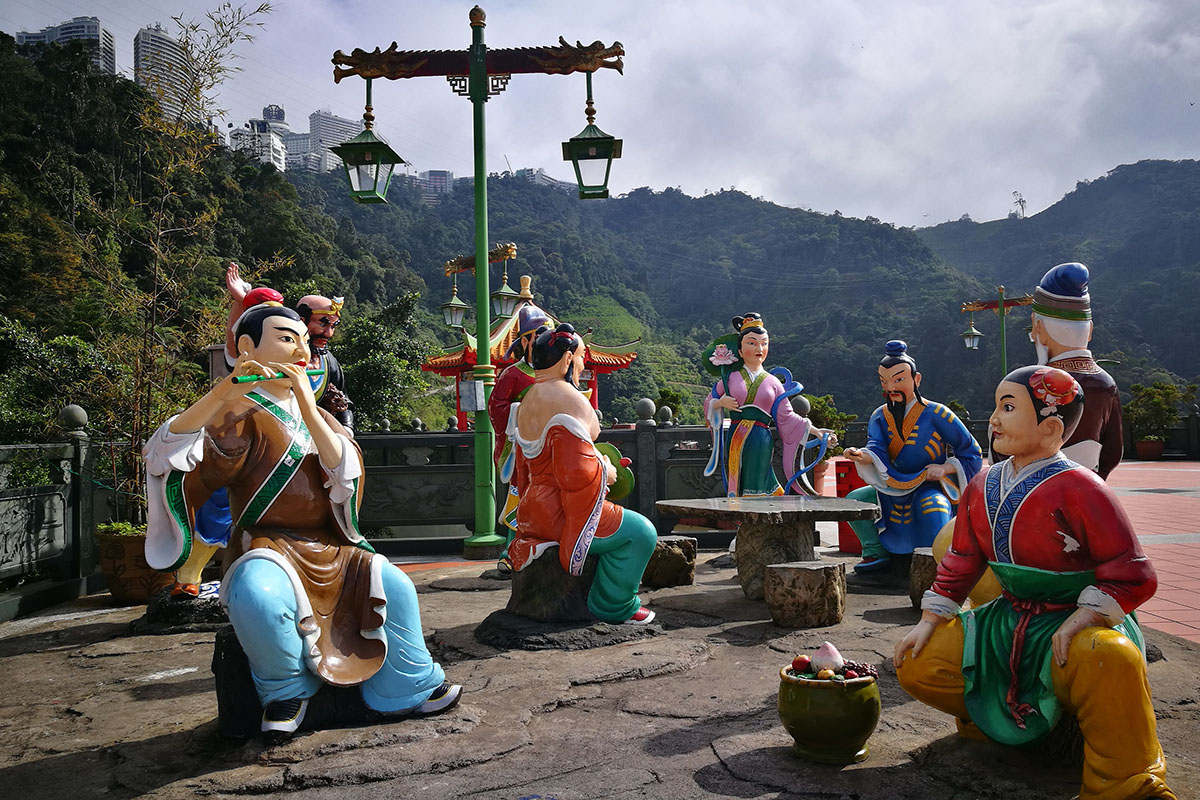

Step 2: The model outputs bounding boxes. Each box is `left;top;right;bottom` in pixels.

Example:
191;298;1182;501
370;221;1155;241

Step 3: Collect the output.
238;390;313;527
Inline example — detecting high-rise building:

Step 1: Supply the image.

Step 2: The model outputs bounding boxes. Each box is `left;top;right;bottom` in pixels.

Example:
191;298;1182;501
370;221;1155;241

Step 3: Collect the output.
308;110;362;172
134;24;192;122
261;104;291;137
415;170;456;204
229;119;287;172
515;167;574;193
17;16;116;74
282;132;315;171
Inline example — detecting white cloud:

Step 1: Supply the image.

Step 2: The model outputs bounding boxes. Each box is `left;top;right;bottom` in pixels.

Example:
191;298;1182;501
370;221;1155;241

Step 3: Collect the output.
4;0;1198;227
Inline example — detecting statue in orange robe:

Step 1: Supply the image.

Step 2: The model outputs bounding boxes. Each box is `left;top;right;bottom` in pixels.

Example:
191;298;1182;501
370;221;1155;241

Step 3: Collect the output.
508;323;656;624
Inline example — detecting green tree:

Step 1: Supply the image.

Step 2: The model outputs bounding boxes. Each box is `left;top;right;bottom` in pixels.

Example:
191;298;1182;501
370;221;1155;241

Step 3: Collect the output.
336;294;432;430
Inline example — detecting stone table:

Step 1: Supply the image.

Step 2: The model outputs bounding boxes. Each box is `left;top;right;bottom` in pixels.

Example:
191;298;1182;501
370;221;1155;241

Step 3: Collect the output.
656;496;879;599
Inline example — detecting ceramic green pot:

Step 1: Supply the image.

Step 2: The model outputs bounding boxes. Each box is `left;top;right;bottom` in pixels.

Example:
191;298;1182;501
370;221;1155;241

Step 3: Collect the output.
777;667;882;763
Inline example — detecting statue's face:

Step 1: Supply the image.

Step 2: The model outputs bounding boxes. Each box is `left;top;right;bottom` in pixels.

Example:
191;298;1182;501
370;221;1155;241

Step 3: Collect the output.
989;380;1046;457
878;364;920;404
307;313;340;350
566;345;586;387
242;317;311;370
740;331;769;367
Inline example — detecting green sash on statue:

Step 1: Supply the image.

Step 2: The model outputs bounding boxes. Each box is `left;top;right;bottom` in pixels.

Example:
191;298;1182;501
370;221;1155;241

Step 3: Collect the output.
960;562;1144;746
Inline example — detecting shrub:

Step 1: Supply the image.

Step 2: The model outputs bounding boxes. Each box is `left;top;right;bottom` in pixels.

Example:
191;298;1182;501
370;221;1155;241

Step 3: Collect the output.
1124;381;1197;442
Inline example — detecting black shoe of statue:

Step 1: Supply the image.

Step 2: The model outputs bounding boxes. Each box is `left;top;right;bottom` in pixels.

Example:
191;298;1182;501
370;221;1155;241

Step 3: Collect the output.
261;697;309;744
413;682;463;717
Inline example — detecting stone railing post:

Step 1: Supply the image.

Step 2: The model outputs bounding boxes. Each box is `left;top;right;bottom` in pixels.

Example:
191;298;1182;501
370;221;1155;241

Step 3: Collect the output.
57;405;96;582
634;398;659;527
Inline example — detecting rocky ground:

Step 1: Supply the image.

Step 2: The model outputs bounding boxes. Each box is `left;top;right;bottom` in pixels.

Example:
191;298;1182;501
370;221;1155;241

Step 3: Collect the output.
1;551;1197;800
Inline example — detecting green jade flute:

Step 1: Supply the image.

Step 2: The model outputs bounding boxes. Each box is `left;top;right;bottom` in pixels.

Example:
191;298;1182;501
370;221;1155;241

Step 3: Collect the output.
231;368;325;384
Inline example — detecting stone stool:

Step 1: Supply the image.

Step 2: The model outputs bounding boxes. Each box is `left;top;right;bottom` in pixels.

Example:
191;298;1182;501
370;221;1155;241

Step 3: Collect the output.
507;547;600;622
763;561;846;628
640;535;697;588
909;547;938;609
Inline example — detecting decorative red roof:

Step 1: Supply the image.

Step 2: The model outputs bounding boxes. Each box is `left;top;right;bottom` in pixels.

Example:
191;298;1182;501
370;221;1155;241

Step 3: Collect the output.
421;277;639;377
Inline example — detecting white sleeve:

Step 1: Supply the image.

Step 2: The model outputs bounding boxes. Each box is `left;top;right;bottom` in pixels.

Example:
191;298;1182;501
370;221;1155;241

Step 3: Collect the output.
321;434;366;544
1077;585;1126;627
142;417;207;570
920;590;961;619
142;416;205;477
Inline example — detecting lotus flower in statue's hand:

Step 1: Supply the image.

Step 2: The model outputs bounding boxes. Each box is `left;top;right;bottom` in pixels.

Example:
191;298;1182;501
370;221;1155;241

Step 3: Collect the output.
709;344;736;366
812;641;845;673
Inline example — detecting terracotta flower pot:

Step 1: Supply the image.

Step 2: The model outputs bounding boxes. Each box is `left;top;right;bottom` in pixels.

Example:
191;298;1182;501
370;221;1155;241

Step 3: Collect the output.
778;667;881;763
810;459;830;495
1134;439;1164;460
95;532;174;605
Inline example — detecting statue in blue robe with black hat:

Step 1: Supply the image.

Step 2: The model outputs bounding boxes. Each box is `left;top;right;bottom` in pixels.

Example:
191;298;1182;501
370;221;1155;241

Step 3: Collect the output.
843;341;983;573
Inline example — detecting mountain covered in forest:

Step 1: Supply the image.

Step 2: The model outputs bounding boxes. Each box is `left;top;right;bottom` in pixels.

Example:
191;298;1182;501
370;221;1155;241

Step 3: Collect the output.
2;31;1198;448
308;156;1200;421
917;159;1200;384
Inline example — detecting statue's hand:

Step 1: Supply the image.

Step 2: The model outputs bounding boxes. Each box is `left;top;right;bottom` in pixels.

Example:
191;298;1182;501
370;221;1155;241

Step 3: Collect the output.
269;361;317;412
226;262;249;302
895;610;949;665
224;354;277;398
817;428;838;447
894;618;937;665
843;447;871;465
598;452;617;486
924;463;950;481
1051;607;1106;667
711;395;739;412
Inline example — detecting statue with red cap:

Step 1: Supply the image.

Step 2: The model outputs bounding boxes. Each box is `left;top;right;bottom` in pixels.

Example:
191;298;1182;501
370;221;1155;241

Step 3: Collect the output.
895;365;1174;800
222;264;355;433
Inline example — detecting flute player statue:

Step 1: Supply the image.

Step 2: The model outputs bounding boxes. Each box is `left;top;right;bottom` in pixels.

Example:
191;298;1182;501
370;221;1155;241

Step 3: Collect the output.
143;304;459;742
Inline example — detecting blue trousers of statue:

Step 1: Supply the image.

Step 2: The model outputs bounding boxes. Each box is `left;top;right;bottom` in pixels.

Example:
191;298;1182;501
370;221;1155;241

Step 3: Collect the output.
224;557;445;712
847;484;951;557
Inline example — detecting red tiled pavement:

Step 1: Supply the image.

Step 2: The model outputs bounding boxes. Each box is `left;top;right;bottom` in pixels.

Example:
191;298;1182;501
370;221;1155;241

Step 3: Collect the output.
1104;461;1200;644
393;460;1200;644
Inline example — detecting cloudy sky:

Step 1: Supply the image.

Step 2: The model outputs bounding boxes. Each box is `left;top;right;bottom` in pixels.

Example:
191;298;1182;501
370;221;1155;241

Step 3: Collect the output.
3;0;1199;227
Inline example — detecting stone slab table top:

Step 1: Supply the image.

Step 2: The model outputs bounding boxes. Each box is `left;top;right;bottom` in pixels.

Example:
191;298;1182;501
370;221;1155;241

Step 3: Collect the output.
656;495;878;525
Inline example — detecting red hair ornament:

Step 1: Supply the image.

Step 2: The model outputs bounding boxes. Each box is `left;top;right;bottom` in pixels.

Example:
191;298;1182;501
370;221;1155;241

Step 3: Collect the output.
1030;367;1080;417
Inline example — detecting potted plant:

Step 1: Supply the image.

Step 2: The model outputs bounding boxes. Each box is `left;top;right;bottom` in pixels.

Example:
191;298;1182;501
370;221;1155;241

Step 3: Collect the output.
1123;381;1197;460
800;393;856;494
94;521;174;604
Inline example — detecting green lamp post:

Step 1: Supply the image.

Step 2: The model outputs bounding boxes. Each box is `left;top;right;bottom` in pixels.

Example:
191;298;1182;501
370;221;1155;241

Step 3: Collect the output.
960;286;1034;376
332;6;625;558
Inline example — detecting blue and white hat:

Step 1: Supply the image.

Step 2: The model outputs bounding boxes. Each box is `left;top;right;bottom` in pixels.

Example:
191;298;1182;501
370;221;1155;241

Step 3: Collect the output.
1033;262;1091;321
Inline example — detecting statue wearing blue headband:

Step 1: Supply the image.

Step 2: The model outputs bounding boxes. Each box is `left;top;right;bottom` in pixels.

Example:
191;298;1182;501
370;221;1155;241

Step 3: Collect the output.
843;340;983;573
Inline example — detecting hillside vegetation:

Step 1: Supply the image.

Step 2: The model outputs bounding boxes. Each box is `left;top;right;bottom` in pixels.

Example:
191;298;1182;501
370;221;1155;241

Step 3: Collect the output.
4;31;1197;453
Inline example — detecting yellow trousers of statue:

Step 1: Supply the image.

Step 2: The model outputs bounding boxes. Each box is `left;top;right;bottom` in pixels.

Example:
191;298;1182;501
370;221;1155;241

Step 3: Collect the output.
896;617;1175;800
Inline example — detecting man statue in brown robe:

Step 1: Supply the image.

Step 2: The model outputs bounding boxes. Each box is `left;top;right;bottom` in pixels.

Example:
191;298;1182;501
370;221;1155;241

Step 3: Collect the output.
143;304;459;742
